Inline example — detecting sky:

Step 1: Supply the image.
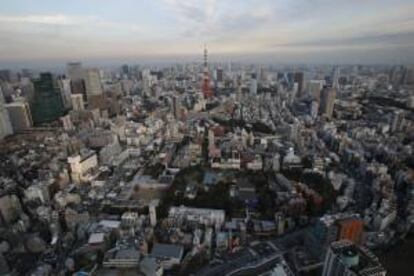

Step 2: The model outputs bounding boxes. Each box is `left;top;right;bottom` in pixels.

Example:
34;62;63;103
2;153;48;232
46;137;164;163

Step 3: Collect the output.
1;0;414;66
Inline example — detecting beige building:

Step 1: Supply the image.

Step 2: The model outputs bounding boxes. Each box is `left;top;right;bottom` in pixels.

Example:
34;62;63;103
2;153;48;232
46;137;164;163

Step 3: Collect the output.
5;101;32;132
84;69;103;99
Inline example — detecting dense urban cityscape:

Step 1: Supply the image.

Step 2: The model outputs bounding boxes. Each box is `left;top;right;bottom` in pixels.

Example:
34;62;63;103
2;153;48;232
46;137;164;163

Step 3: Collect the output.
1;51;413;275
1;1;414;276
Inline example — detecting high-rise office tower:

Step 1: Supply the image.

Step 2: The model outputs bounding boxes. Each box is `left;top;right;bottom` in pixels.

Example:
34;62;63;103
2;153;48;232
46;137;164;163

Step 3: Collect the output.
322;240;386;276
332;66;341;89
84;69;103;99
294;72;304;95
67;62;84;80
250;73;258;96
0;88;13;139
121;64;130;76
67;62;86;97
319;86;336;119
31;73;65;124
216;67;223;83
172;95;181;120
310;101;319;119
5;101;32;132
58;78;73;109
259;67;267;82
308;80;325;101
236;75;243;102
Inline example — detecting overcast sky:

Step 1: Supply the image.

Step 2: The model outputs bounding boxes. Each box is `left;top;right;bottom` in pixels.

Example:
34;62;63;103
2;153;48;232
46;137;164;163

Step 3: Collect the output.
1;0;414;66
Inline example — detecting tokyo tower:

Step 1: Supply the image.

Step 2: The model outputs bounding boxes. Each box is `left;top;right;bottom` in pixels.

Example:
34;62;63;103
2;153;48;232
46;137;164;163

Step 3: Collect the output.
202;45;213;98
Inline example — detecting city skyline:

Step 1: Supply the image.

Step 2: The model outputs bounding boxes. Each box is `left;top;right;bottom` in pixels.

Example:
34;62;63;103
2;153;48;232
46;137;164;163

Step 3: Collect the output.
1;0;414;67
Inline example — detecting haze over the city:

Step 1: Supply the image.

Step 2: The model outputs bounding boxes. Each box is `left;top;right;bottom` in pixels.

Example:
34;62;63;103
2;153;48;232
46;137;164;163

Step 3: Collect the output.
1;0;414;67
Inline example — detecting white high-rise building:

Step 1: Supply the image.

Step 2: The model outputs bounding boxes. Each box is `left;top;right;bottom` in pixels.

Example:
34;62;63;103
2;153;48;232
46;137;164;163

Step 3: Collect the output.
332;66;341;90
71;94;84;111
84;69;103;99
149;199;159;227
0;88;13;140
311;100;319;119
58;78;72;109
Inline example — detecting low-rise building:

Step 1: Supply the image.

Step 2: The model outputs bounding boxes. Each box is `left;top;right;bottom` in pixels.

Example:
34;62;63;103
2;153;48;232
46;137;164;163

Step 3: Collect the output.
151;243;184;270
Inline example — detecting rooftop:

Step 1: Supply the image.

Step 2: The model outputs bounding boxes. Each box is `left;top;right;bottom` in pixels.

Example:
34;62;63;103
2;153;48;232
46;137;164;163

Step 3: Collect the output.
151;243;184;260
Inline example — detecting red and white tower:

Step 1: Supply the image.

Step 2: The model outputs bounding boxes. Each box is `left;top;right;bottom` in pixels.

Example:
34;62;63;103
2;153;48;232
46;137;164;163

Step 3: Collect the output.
202;45;213;98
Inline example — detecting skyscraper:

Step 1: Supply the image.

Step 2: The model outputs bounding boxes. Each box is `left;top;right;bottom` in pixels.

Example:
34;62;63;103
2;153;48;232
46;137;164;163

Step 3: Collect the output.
67;62;86;97
58;78;73;109
308;80;325;101
236;75;243;102
172;95;181;120
0;87;13;139
31;73;65;124
67;62;84;80
84;69;103;99
294;72;304;95
216;67;223;83
319;86;336;119
121;64;130;76
250;73;258;96
5;101;33;132
322;240;386;276
332;66;341;90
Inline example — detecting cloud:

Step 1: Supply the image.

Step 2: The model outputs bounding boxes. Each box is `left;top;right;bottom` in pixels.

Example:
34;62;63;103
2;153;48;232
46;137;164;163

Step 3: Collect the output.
277;31;414;49
0;13;158;41
163;0;215;24
1;0;414;64
162;0;274;40
0;14;81;25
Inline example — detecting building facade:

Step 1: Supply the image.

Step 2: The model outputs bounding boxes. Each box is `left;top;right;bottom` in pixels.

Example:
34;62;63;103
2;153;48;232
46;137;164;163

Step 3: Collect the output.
31;73;65;124
319;87;337;119
5;102;32;132
0;88;13;139
84;69;103;99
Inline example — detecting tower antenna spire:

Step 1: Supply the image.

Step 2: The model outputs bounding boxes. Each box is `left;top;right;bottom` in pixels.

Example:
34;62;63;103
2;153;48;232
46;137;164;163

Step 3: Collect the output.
204;44;208;68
